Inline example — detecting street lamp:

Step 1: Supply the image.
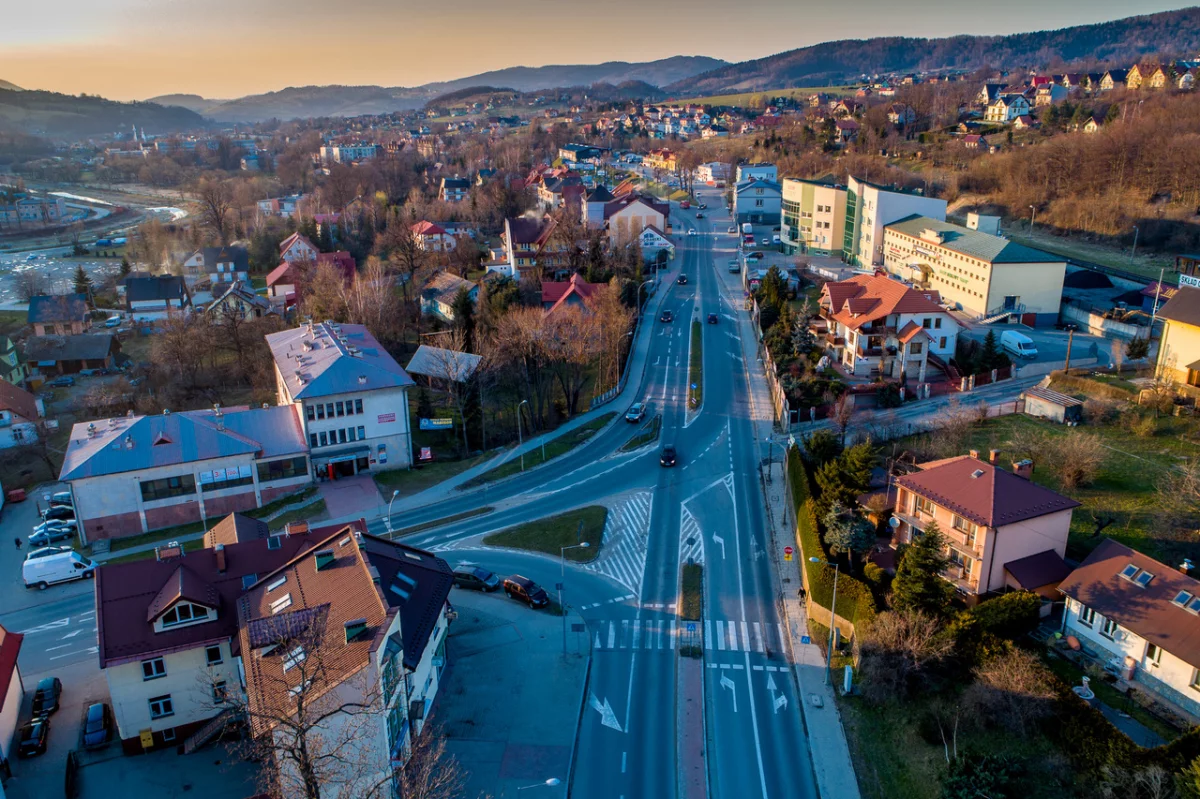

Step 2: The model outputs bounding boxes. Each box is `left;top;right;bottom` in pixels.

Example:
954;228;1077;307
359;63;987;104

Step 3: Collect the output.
1130;224;1140;265
809;557;840;685
613;331;634;392
517;778;562;791
1028;205;1037;234
385;489;400;534
559;541;591;656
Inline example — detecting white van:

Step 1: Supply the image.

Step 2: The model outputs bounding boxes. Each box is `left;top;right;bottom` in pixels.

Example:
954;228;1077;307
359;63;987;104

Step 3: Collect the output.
23;550;95;590
1000;330;1038;359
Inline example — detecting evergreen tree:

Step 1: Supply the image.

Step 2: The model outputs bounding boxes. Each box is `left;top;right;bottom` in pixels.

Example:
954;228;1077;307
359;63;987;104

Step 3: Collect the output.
801;428;842;468
823;502;877;568
72;265;93;303
892;520;955;617
120;256;132;277
813;443;876;517
451;288;476;353
979;329;1004;371
792;309;816;355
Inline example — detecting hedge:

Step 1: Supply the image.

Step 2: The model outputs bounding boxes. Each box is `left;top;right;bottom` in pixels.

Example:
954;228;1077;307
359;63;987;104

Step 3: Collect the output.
787;447;877;630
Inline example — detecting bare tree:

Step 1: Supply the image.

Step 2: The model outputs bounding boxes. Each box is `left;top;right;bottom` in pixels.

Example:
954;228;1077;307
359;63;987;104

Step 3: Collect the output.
152;312;214;389
194;177;235;244
831;393;855;446
961;648;1055;735
394;724;474;799
14;271;49;302
422;329;482;455
858;610;954;704
1048;430;1107;490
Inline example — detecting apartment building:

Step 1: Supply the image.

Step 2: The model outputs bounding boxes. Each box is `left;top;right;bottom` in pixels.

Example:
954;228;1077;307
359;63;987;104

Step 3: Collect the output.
734;178;782;225
781;177;847;256
841;176;948;268
735;163;778;183
319;144;379;164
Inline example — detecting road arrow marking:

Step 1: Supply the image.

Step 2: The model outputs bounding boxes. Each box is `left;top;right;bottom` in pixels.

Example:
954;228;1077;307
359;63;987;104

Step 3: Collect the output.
766;672;789;714
60;629;84;639
17;618;69;635
720;674;738;713
767;673;777;692
589;693;624;731
712;533;726;559
774;693;788;714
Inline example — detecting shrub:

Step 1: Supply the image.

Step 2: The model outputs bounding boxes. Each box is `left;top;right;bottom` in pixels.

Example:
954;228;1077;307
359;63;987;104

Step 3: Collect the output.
858;609;954;703
968;591;1042;639
1083;398;1122;426
941;754;1020;799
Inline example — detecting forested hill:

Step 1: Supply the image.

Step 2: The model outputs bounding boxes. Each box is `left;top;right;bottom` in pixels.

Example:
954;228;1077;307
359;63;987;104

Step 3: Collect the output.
669;7;1200;94
0;90;206;137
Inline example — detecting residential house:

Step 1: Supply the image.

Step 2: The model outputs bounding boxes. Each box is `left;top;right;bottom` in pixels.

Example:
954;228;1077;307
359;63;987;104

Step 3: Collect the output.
840;176;948;268
420;272;477;321
542;274;603;315
818;273;958;380
207;282;277;321
1035;84;1068;107
60;404;311;541
582;186;615;229
25;334;120;377
536;175;586;213
1128;63;1173;90
28;294;89;336
410;221;456;252
1083;114;1104;134
734;163;778;183
834;119;860;145
439;177;470;204
257;196;303;219
0;379;42;448
984;94;1031;123
181;246;250;287
643;149;677;172
278;233;319;264
267;322;415;475
1059;539;1200;723
1155;286;1200;387
605;196;670;244
124;276;192;322
781;177;847;257
887;104;917;126
977;83;1005;105
892;451;1079;604
695;163;732;184
266;253;356;308
559;143;601;162
0;624;24;767
1013;115;1039;130
734;178;783;226
1100;69;1129;91
882;215;1067;325
0;334;27;387
500;214;563;279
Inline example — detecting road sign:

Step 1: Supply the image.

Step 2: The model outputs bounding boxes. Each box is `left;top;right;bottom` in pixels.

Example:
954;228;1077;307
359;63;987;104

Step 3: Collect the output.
687;623;697;633
784;546;793;561
801;635;811;645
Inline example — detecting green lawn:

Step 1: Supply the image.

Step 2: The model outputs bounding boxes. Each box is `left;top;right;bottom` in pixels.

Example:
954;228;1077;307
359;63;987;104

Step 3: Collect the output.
688;322;703;409
1042;651;1181;743
482;506;607;563
391;507;494;537
459;413;616;488
374;453;490;498
266;499;327;531
999;226;1174;281
680;563;702;621
621;414;661;452
105;520;208;553
0;310;27;337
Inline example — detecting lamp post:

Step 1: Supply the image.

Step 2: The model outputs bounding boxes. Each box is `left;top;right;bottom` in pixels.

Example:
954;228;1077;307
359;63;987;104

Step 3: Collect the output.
517;399;529;472
809;556;839;685
1028;205;1037;235
517;778;562;792
1130;225;1140;266
560;540;590;656
613;331;634;393
385;489;400;534
1063;323;1078;373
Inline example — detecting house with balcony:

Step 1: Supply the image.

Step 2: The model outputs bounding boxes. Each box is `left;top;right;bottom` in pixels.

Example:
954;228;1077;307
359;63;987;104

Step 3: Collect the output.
892;451;1079;604
817;273;959;381
499;214;564;279
1059;539;1200;724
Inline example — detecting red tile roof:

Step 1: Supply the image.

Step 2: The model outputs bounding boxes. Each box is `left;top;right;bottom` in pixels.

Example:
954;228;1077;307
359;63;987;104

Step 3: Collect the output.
0;624;23;716
411;221;446;236
822;274;945;331
316;251;357;281
0;379;38;422
146;564;220;623
896;321;930;343
542;274;603;314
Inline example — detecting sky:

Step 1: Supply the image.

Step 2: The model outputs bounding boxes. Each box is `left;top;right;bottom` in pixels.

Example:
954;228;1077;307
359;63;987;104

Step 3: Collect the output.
0;0;1192;101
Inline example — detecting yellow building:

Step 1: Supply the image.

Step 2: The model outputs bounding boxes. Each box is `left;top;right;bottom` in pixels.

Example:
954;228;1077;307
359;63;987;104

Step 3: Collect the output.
882;216;1067;325
1156;286;1200;387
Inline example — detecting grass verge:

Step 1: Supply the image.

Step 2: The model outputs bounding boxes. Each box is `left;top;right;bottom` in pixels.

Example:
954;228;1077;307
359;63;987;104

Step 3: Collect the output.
1041;651;1180;743
680;563;702;621
267;499;327;531
482;506;607;563
688;321;703;409
391;507;494;537
245;486;319;519
105;520;207;553
374;453;490;498
621;414;662;452
460;413;616;488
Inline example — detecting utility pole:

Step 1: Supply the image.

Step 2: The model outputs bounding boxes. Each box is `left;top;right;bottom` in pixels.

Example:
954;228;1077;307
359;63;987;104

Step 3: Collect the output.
1064;324;1076;373
1028;205;1036;235
1130;225;1140;266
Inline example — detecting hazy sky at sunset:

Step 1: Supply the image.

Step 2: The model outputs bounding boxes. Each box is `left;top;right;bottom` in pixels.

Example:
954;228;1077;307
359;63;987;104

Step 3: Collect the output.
1;0;1190;100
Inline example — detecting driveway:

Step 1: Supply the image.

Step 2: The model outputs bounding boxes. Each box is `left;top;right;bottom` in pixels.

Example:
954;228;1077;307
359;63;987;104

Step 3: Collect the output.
318;474;383;519
961;324;1114;367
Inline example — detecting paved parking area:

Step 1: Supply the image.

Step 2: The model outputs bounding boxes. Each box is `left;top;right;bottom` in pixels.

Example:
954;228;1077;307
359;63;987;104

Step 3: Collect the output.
73;741;261;799
961;324;1115;367
318;473;382;519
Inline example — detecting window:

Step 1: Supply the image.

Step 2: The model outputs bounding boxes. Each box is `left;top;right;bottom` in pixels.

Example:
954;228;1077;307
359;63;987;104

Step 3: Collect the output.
282;645;306;672
212;681;228;703
306;405;315;422
257;456;309;483
1120;564;1140;580
206;645;223;666
348;427;357;442
1174;591;1194;607
358;426;365;440
939;337;947;349
142;657;166;680
355;398;363;415
161;728;176;742
309;433;318;448
316;404;325;420
1101;618;1119;640
1078;605;1096;628
1146;644;1162;666
325;403;334;418
336;401;345;417
139;474;196;502
338;429;347;444
922;318;932;329
914;496;935;516
935;318;942;329
161;602;209;628
909;342;923;355
149;695;174;719
754;200;764;207
319;432;328;447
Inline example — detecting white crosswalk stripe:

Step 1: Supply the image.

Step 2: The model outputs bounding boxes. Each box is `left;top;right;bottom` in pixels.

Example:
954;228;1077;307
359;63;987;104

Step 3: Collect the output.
678;505;703;565
582;491;652;595
716;620;726;651
590;617;786;654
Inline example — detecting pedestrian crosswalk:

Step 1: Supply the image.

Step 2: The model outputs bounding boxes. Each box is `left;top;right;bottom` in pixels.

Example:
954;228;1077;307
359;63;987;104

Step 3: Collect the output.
589;617;788;655
582;491;652;595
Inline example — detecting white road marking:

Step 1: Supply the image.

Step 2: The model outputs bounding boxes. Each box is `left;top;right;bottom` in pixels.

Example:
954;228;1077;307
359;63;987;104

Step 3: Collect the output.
669;621;676;650
632;620;641;649
705;619;713;650
753;623;763;653
608;622;616;649
716;621;726;651
741;621;750;652
727;622;737;651
620;620;629;649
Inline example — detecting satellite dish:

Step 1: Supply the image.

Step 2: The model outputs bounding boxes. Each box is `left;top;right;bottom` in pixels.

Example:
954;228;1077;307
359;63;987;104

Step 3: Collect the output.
888;517;901;529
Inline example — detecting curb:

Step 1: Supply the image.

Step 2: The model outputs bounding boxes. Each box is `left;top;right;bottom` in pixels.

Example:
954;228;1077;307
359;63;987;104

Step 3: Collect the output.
565;629;593;798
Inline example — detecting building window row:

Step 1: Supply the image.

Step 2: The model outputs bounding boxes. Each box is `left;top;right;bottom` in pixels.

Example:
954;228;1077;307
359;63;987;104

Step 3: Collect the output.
200;465;254;493
257;456;310;483
306;398;364;422
310;426;366;449
140;474;196;502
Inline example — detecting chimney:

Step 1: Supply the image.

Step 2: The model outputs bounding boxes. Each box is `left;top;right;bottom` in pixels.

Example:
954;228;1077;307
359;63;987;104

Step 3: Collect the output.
286;521;309;536
969;449;980;460
988;449;1001;465
1012;459;1034;480
214;543;226;573
1181;559;1195;576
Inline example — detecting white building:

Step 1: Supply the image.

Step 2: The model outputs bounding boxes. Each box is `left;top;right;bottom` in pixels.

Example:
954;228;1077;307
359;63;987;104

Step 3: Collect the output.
984;94;1031;123
841;176;948;268
267;322;416;475
734;178;782;225
320;144;379;164
695;162;732;184
735;163;777;183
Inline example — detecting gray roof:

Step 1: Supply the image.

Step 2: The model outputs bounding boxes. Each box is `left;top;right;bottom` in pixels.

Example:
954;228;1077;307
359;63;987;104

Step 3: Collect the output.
25;334;117;363
735;178;782;194
125;275;189;303
266;322;414;400
60;404;306;481
28;294;88;325
885;215;1064;264
201;246;249;272
405;345;482;383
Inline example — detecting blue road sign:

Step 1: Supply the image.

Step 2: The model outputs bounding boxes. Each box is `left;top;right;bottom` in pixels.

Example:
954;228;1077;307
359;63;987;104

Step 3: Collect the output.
687;623;697;633
801;635;811;645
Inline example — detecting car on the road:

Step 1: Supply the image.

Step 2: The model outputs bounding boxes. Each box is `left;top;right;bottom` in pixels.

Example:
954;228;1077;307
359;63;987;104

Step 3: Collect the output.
503;575;550;609
659;446;678;467
625;403;646;423
31;677;62;717
687;229;696;236
659;310;674;323
707;313;719;324
41;505;76;522
745;252;763;263
772;235;782;245
680;200;690;209
727;226;737;234
48;376;75;388
676;274;688;285
452;565;501;592
17;719;49;758
698;203;707;209
695;212;704;219
760;238;770;246
82;702;113;749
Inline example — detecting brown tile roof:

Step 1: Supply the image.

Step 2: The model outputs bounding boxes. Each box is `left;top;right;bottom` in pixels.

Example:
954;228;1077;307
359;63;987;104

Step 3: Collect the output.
896;321;929;344
896;455;1080;528
1060;538;1200;666
204;512;271;548
0;378;38;422
542;274;603;314
1004;549;1072;590
146;564;220;623
822;274;945;331
1158;286;1200;328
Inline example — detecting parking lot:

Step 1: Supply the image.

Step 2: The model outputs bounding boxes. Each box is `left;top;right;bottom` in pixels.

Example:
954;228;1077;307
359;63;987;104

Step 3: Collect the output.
960;324;1115;367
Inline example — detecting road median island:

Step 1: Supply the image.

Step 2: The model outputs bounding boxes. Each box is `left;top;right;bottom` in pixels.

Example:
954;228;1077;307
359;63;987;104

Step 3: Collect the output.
391;506;494;537
482;506;607;563
688;321;703;409
678;563;703;658
459;412;617;489
620;414;662;452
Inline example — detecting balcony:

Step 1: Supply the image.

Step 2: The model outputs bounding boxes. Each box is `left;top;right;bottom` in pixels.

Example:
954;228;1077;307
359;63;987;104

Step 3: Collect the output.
825;333;845;347
942;565;980;594
944;526;982;557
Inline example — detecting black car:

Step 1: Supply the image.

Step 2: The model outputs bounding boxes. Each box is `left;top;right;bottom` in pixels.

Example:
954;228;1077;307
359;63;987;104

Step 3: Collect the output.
676;274;688;285
31;676;62;717
707;313;719;324
660;310;674;323
17;719;49;758
660;446;678;467
48;376;75;388
698;203;707;209
452;565;501;592
82;702;112;749
41;506;75;522
695;212;705;219
503;575;550;609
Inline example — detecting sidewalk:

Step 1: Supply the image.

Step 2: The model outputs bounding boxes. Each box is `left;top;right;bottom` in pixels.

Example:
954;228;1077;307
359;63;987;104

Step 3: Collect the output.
724;270;863;799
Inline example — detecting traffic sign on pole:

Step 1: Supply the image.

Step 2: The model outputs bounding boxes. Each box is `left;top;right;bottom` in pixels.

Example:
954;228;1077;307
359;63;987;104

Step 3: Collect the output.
783;546;794;561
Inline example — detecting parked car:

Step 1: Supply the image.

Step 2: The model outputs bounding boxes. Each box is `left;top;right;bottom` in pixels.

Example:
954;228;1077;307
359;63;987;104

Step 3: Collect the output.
698;203;707;209
728;260;741;273
82;702;113;749
695;212;704;219
727;226;737;234
452;565;501;592
41;505;75;522
660;446;678;467
625;403;646;423
1000;330;1038;359
676;274;688;285
23;550;94;589
772;235;782;245
760;238;770;246
707;313;719;324
34;518;77;534
503;575;550;609
104;316;121;328
29;525;76;547
660;310;674;323
48;492;73;508
31;677;62;717
48;376;75;388
17;719;49;758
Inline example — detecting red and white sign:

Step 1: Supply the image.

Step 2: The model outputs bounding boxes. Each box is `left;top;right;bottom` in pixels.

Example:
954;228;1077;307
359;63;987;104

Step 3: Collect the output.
784;546;794;562
377;413;396;423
